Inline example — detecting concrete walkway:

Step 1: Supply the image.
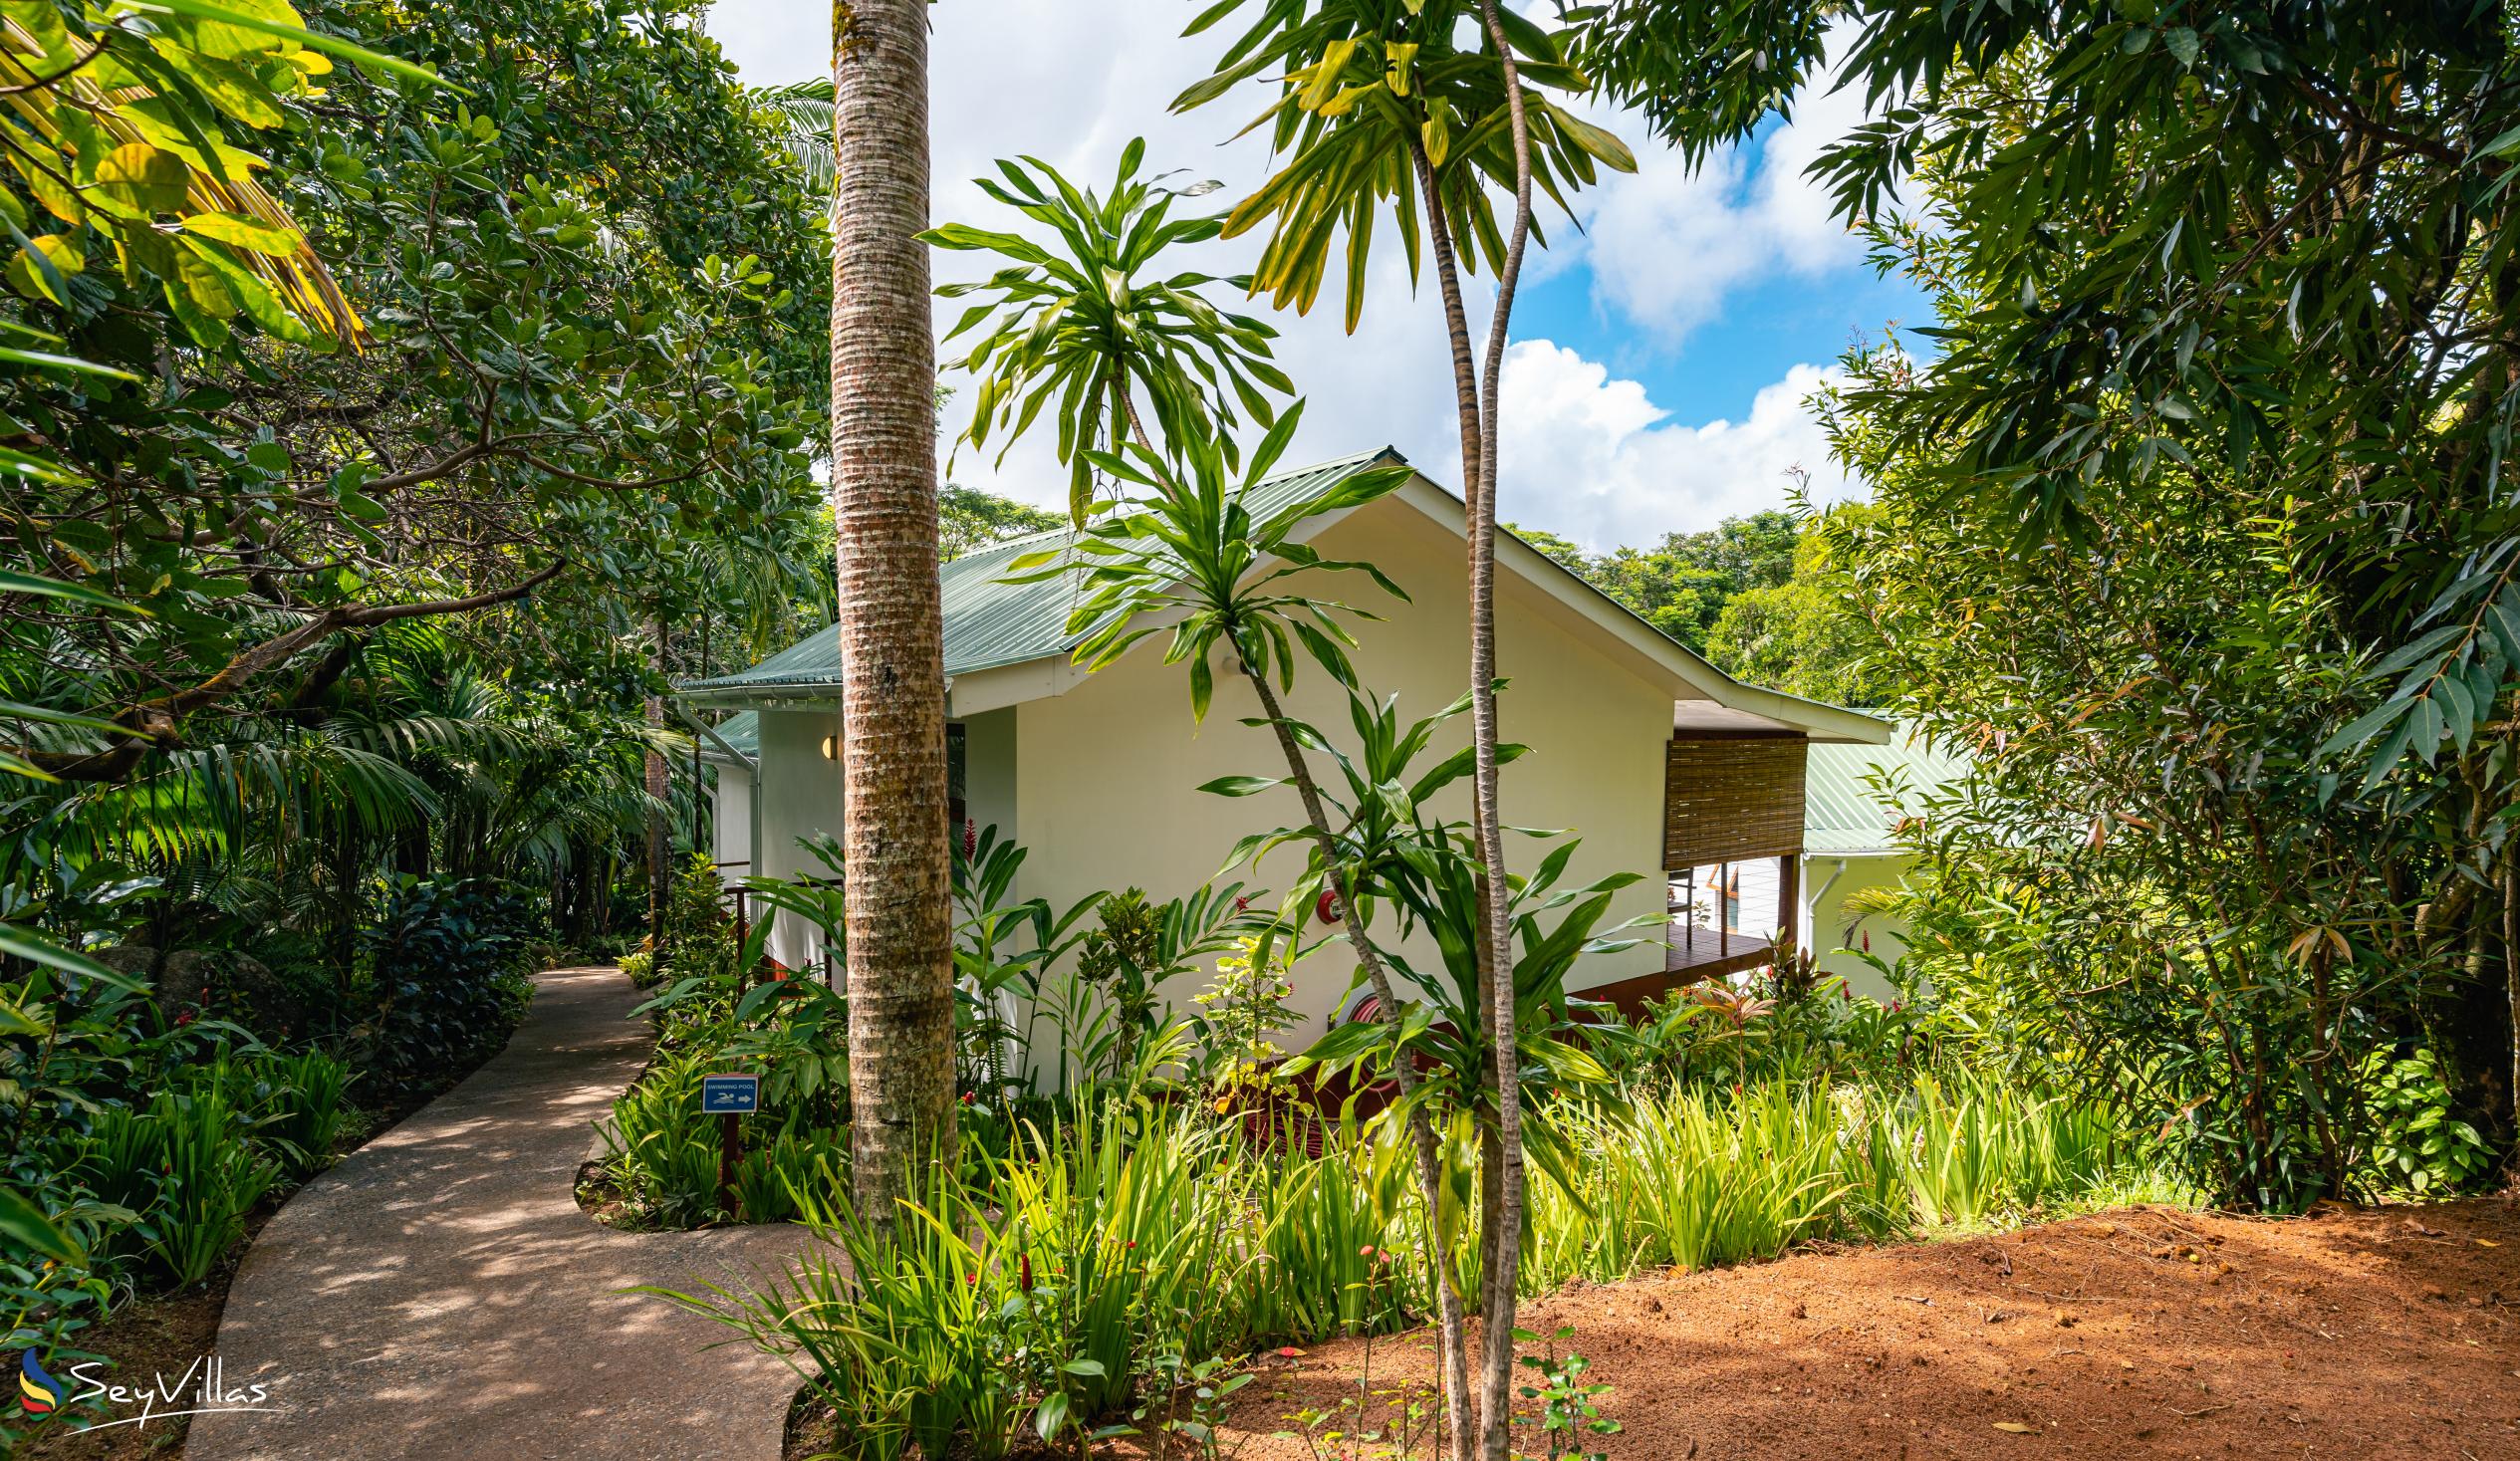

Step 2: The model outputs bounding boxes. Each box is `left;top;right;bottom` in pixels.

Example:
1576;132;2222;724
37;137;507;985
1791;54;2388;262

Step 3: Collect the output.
189;967;817;1461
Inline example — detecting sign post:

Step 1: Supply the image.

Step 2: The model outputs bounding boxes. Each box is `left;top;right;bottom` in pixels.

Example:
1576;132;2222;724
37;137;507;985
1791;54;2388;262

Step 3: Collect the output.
700;1073;760;1219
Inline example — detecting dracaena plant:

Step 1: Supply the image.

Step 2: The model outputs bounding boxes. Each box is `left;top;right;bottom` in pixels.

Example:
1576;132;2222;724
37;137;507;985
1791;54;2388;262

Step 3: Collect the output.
1177;14;1636;1442
1219;685;1647;1220
1011;406;1487;1419
1008;403;1410;722
923;140;1296;525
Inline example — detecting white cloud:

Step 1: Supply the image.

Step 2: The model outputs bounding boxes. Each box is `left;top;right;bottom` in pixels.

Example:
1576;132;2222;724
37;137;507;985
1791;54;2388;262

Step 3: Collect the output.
1561;28;1877;345
705;0;1472;513
701;2;1878;542
1496;342;1861;552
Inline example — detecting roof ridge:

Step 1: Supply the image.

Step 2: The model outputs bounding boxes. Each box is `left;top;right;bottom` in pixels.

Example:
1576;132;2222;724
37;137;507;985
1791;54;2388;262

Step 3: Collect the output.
685;446;1412;698
939;446;1405;567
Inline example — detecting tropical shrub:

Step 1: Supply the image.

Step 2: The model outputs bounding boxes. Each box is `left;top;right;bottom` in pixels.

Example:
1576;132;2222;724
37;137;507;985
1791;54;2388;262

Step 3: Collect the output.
597;1044;847;1227
2363;1048;2495;1198
359;874;536;1104
653;852;736;987
663;1110;1311;1459
250;1049;357;1180
671;1062;2168;1457
1189;934;1304;1075
601;1048;735;1225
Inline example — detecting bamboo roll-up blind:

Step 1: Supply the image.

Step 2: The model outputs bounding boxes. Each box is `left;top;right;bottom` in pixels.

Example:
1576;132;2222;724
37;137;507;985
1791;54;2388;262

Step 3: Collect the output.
1663;734;1807;869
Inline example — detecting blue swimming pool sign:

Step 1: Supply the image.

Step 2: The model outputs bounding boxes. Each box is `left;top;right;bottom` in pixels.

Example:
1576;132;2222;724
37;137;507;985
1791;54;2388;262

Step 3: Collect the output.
701;1074;760;1114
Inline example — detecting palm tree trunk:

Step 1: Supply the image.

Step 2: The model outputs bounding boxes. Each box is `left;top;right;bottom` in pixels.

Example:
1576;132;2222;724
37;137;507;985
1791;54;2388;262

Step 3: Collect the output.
830;0;956;1223
1405;9;1541;1449
1468;7;1537;1454
644;611;669;940
1242;665;1473;1456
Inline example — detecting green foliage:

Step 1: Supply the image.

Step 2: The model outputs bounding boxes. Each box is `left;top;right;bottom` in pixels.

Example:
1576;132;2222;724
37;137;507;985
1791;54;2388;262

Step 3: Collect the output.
1233;682;1638;1203
1176;0;1636;330
596;1044;846;1227
653;852;735;987
1703;506;1892;705
1059;885;1249;1085
1611;974;1932;1091
1012;407;1412;724
85;1071;282;1287
1880;819;2409;1212
1562;0;1834;165
1564;0;2520;1203
2363;1049;2494;1199
1509;510;1799;652
6;1024;354;1449
940;484;1064;562
0;0;374;352
1523;1070;2146;1292
1189;933;1304;1075
1506;505;1890;701
659;1111;1272;1459
1514;1325;1620;1461
251;1048;355;1181
1243;1121;1419;1341
667;1063;2165;1457
359;874;534;1103
1;0;831;958
925;142;1292;523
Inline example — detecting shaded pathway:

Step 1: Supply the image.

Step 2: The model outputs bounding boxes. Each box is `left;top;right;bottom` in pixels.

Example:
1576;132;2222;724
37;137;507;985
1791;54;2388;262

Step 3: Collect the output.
190;967;814;1461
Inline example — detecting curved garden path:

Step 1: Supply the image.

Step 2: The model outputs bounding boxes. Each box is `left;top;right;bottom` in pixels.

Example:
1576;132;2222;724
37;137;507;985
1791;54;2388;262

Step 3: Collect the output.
188;966;815;1461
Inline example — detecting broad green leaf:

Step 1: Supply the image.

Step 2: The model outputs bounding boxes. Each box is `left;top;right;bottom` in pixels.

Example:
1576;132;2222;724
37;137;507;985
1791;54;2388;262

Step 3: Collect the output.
182;210;302;255
0;1185;84;1265
94;142;193;215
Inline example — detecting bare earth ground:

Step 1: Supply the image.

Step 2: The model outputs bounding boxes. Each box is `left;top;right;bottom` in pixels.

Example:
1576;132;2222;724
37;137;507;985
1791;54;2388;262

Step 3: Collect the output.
1133;1198;2520;1461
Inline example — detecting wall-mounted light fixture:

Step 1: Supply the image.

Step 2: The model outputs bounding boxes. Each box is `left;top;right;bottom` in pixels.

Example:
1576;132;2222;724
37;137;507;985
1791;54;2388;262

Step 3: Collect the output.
820;735;839;761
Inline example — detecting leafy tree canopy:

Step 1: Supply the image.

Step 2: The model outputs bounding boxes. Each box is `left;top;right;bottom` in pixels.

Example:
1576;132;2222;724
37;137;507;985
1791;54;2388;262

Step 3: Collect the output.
3;0;834;787
1504;510;1797;651
0;0;836;977
1704;504;1890;706
1572;0;2520;1201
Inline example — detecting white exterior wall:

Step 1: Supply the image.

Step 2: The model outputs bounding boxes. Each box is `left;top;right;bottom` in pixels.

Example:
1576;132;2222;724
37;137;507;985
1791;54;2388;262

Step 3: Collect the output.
755;708;847;972
961;707;1018;847
1799;851;1913;1002
1009;497;1671;1039
710;759;754;885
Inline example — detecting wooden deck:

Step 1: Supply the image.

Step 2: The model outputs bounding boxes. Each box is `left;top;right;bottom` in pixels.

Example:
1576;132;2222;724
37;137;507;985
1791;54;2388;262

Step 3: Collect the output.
1664;930;1779;979
1569;925;1778;1020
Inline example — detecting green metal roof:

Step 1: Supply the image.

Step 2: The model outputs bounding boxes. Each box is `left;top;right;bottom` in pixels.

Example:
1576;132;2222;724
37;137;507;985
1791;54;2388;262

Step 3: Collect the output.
698;710;757;760
1804;721;1969;854
680;449;1394;702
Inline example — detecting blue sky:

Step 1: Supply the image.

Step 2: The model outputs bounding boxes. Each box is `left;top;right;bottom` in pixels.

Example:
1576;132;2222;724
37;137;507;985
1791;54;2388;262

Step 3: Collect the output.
1514;237;1928;431
703;2;1921;552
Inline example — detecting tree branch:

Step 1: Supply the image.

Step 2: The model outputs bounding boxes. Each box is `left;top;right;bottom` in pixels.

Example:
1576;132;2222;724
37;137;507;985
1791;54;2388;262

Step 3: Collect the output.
7;560;568;782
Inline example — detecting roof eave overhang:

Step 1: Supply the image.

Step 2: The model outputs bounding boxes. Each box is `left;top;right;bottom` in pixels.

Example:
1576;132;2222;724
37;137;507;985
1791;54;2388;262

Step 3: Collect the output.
677;683;842;711
677;455;1894;748
1379;475;1892;746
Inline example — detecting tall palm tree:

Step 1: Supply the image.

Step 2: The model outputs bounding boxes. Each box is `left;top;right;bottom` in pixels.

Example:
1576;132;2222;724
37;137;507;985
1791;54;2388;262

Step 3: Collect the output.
827;0;957;1222
1175;6;1631;1456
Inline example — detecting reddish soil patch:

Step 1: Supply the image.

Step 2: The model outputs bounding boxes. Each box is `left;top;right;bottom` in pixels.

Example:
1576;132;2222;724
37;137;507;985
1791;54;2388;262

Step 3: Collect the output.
1181;1199;2520;1460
